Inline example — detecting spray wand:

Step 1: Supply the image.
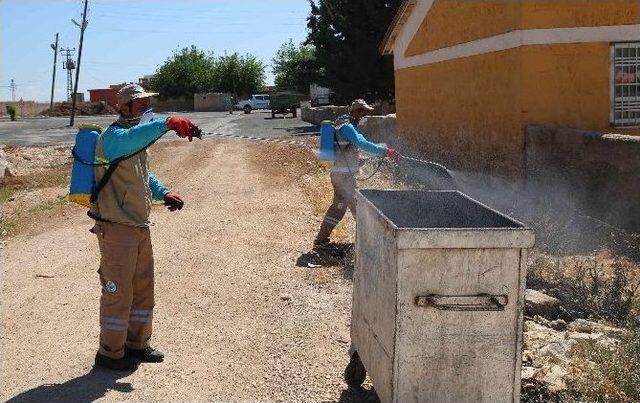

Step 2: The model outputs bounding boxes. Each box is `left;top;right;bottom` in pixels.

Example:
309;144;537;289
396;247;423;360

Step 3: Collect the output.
194;129;457;188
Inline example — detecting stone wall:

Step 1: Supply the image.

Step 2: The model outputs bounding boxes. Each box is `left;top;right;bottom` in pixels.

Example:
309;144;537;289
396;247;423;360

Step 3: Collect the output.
358;114;397;145
150;97;193;112
301;106;349;126
525;125;640;233
194;93;231;112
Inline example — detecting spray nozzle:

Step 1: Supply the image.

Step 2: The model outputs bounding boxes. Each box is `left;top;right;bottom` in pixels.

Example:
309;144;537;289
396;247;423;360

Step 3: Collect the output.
190;124;203;140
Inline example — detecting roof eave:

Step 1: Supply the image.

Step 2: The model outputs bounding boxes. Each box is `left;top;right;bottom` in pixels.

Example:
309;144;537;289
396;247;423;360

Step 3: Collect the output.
379;0;416;55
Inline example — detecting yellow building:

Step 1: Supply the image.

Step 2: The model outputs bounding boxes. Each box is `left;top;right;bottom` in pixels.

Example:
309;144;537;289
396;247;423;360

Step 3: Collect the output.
381;0;640;174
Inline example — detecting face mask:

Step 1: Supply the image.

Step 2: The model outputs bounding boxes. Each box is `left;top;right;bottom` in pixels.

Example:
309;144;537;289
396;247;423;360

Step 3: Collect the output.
139;109;155;124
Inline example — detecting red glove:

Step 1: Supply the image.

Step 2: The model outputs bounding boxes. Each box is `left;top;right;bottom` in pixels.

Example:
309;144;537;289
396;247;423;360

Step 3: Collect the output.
385;147;401;162
167;116;195;142
163;192;184;212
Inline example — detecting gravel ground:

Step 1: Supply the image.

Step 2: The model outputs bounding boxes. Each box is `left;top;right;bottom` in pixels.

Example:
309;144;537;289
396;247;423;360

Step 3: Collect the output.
0;129;385;401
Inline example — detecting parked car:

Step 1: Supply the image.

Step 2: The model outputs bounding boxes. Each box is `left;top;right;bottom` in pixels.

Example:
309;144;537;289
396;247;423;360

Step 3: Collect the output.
235;94;270;114
270;92;302;118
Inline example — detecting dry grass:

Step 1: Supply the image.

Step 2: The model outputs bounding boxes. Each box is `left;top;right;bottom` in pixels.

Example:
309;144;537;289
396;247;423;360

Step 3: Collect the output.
527;250;640;325
564;332;640;402
0;146;74;239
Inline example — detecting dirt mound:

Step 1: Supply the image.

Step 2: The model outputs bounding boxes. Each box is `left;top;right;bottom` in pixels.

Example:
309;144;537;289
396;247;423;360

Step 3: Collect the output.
40;101;117;117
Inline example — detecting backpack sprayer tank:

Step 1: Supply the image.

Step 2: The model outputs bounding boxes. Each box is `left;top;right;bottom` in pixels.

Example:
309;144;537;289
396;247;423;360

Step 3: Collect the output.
318;120;335;161
69;123;103;207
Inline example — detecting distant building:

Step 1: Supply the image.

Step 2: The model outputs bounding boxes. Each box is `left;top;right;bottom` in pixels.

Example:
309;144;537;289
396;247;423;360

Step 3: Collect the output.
71;92;85;103
110;82;132;91
88;88;118;107
138;75;155;90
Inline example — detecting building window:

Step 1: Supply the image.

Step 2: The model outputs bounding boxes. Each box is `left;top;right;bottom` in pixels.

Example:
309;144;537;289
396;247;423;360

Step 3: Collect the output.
611;42;640;127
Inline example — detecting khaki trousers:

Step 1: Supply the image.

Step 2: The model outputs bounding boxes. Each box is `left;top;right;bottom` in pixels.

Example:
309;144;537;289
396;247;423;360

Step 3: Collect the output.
315;172;357;244
92;221;154;359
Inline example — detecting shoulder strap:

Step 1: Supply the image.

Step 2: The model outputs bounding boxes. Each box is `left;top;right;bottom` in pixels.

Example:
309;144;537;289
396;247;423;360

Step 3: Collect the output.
90;161;120;204
85;122;168;203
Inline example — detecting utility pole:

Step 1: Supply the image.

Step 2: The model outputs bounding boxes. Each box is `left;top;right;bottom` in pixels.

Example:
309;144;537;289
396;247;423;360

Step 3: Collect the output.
50;33;59;110
69;0;88;127
9;79;16;101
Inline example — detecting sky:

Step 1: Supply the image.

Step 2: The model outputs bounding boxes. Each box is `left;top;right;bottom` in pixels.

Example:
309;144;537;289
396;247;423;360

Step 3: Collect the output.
0;0;311;102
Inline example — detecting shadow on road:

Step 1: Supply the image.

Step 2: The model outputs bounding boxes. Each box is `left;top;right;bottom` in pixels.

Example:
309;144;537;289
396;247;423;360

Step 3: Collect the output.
338;386;380;402
263;116;296;121
6;367;135;403
273;125;320;136
295;243;355;280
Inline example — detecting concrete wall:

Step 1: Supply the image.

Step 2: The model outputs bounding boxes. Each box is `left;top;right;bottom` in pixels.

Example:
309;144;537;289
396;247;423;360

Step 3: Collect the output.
301;105;349;126
194;92;231;112
358;115;640;248
150;97;193;112
525;125;640;233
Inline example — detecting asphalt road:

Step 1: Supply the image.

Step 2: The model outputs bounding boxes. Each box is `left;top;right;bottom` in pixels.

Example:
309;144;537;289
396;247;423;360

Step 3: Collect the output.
0;110;317;147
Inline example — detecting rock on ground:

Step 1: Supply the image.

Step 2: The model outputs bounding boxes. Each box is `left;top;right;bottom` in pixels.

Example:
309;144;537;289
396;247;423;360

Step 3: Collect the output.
0;148;15;178
525;289;561;319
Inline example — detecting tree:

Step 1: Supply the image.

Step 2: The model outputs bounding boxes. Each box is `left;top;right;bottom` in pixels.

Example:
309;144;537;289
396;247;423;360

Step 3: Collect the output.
151;47;266;100
272;39;323;93
306;0;402;103
212;53;266;99
151;46;215;99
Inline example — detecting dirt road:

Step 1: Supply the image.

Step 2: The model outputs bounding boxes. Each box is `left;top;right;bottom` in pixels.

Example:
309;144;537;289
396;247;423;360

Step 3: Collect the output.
1;137;373;402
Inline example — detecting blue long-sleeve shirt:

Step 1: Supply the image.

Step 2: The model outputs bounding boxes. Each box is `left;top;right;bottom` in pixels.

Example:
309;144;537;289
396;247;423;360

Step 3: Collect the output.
101;118;170;200
338;122;386;155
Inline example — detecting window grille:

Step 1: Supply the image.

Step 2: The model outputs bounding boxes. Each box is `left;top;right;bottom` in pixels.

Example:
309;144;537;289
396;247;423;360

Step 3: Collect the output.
611;43;640;127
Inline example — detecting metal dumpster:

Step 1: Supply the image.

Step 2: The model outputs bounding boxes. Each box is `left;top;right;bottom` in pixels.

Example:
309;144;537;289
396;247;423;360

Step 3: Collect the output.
346;190;535;403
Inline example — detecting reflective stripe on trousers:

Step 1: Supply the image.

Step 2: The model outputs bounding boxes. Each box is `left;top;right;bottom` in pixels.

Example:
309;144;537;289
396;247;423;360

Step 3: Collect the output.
315;172;357;243
93;221;155;359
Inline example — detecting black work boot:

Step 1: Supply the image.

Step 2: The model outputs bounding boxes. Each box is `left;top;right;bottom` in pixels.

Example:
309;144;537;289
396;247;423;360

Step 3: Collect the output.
94;352;139;371
313;238;331;250
126;346;165;363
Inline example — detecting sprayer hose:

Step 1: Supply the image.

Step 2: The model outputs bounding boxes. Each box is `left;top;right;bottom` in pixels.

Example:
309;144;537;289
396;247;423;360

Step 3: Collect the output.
200;131;456;185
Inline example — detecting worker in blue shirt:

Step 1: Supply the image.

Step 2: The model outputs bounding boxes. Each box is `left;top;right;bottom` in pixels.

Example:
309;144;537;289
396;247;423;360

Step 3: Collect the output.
90;84;198;371
314;99;399;248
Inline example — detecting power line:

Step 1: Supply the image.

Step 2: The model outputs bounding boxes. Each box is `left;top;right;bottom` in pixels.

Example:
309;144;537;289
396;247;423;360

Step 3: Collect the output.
89;5;307;15
106;28;306;35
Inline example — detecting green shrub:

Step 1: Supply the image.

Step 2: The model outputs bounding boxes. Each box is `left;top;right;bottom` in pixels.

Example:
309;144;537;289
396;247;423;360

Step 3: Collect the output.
6;104;17;121
528;252;640;325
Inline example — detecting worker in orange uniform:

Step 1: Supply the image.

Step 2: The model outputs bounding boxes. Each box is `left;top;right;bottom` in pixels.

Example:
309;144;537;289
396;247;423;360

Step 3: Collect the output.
90;84;198;371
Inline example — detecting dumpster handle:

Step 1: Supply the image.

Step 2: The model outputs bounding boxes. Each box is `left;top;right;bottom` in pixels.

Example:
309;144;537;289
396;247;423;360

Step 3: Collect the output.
415;294;508;311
